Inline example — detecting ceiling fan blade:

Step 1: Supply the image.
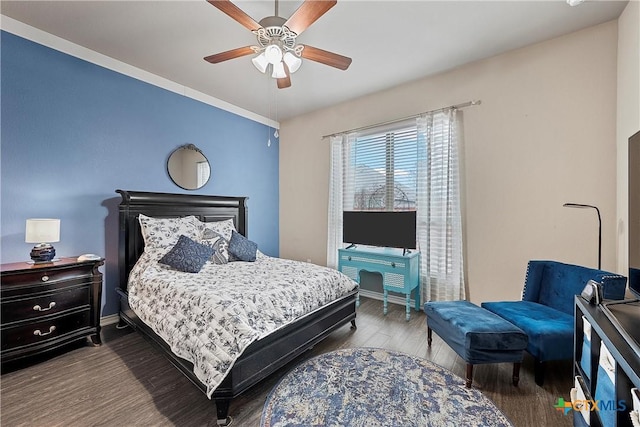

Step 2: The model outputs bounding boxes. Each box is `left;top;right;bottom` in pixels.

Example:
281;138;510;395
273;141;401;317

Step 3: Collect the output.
204;46;255;63
300;45;352;70
207;0;261;31
277;62;292;89
284;0;337;35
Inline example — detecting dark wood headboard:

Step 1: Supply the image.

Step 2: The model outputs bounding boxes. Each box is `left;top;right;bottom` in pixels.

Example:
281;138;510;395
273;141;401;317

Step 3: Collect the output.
116;189;248;292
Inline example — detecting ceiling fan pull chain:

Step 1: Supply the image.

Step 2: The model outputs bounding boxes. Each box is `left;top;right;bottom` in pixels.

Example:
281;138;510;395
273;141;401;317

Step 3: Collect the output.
274;86;279;140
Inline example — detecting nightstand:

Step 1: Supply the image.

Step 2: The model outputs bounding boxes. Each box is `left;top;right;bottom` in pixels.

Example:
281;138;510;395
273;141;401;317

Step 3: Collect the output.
1;257;103;366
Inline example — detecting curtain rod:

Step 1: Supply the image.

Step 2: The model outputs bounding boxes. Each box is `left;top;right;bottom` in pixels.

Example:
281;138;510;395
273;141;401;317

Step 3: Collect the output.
322;100;481;139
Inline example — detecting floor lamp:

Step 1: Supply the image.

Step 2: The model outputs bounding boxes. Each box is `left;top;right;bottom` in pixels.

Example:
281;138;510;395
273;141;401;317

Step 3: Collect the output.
563;203;601;270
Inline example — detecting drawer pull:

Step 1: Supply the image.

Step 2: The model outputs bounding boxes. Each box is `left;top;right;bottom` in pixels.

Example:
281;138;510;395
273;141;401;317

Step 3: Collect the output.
41;275;49;282
33;302;56;312
33;326;56;336
391;262;396;268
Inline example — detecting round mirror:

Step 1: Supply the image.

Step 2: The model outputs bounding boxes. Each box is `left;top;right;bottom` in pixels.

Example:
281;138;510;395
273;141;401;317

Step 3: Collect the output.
167;144;211;190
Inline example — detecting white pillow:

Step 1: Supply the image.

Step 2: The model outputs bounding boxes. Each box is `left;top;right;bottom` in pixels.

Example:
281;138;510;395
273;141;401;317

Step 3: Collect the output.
201;231;230;264
138;214;200;249
197;218;237;241
194;218;240;263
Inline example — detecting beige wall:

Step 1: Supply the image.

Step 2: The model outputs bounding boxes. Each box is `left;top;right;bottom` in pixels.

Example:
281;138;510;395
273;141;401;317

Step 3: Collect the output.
616;1;640;276
280;21;619;304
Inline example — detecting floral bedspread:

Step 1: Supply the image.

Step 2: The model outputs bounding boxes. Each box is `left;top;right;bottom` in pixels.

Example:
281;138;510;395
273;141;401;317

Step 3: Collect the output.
127;250;358;398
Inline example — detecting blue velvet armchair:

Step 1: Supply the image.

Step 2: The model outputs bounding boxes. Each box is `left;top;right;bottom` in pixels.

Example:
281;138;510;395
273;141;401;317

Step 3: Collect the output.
482;260;627;385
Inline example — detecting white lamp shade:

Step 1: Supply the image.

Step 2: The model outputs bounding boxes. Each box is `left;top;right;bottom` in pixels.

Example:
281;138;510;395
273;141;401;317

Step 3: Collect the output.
264;44;283;65
283;52;302;74
271;61;287;79
251;52;268;73
25;219;60;243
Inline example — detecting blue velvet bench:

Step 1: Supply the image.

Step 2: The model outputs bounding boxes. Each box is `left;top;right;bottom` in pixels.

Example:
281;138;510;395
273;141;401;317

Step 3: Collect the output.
424;300;528;388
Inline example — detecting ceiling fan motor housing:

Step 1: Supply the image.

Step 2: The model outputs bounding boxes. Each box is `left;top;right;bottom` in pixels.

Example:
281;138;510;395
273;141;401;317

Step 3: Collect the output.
255;16;298;53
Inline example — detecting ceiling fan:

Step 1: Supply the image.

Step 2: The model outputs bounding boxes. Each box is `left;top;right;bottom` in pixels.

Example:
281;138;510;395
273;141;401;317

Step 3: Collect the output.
204;0;352;89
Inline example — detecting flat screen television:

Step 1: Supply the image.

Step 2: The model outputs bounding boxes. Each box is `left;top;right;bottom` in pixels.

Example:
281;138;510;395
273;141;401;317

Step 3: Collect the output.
343;210;417;250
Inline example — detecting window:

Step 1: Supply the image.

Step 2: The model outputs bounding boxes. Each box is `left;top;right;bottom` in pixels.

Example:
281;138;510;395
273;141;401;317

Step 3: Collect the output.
348;122;418;211
196;161;210;188
328;109;464;301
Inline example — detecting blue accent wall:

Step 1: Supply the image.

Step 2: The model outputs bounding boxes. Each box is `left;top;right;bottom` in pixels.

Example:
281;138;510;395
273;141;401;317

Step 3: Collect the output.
1;31;279;316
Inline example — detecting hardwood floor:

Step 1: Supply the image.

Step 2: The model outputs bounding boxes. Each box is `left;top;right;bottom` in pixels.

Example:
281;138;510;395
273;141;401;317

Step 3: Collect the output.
1;297;572;427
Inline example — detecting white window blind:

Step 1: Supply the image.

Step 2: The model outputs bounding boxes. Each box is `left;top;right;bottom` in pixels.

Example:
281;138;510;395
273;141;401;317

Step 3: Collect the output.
348;123;418;211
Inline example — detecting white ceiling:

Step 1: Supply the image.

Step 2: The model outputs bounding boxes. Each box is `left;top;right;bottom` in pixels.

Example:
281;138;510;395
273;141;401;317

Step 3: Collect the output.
0;0;628;121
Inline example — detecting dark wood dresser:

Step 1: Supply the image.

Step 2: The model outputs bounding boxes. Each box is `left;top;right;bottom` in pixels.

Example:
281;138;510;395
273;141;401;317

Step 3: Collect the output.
1;257;103;366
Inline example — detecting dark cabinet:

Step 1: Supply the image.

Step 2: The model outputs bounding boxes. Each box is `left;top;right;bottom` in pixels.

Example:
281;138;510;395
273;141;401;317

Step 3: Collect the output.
573;297;640;426
1;257;103;366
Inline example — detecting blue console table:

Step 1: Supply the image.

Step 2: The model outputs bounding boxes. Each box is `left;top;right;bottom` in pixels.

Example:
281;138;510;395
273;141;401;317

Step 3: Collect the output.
338;247;420;321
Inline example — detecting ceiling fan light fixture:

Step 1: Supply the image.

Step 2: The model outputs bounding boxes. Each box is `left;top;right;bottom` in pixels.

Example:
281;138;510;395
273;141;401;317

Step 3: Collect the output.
283;51;302;74
271;61;287;79
264;44;283;65
252;52;269;73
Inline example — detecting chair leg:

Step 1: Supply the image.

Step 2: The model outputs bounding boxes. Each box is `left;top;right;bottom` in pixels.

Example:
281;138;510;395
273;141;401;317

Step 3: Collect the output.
534;359;545;386
427;327;432;346
465;363;473;388
512;362;521;386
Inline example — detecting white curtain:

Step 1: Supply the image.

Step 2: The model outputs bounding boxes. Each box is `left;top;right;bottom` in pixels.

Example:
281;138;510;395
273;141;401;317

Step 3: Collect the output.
327;133;356;268
416;109;465;301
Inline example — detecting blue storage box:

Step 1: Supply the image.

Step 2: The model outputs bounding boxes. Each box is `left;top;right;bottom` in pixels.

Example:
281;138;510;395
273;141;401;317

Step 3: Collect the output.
594;342;617;427
580;316;592;379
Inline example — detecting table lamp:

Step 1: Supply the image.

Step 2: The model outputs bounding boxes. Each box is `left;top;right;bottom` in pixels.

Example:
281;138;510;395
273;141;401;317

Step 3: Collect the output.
25;218;60;263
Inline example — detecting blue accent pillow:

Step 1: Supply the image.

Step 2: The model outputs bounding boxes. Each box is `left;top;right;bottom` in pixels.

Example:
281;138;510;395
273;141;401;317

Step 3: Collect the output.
227;230;257;262
159;234;215;273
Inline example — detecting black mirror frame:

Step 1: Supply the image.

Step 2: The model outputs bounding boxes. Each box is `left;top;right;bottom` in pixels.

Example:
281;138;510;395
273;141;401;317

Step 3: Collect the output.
167;144;211;190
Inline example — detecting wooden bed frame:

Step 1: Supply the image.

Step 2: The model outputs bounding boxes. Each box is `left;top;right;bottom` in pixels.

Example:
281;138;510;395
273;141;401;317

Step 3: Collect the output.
115;190;357;425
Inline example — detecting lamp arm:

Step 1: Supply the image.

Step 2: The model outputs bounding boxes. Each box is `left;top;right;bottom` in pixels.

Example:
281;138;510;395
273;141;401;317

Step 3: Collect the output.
595;206;601;270
563;203;602;270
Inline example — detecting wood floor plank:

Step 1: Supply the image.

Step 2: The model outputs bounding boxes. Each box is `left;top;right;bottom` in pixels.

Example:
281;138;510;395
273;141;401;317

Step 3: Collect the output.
1;297;572;427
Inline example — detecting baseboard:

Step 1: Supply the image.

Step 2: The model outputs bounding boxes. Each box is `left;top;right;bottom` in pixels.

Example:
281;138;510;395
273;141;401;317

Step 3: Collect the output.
100;313;120;326
358;289;422;310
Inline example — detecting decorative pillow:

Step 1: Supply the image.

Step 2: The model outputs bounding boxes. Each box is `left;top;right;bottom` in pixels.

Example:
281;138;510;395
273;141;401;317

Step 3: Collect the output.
227;230;258;262
196;218;237;241
138;214;200;249
158;234;214;273
201;229;230;264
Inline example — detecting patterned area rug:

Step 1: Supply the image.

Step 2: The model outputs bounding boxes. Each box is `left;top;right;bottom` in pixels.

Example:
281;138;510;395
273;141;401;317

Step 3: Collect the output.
261;347;513;427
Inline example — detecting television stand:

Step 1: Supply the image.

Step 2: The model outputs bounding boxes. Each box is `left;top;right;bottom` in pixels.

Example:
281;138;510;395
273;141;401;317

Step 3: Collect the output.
338;247;420;321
